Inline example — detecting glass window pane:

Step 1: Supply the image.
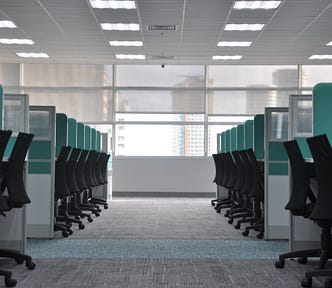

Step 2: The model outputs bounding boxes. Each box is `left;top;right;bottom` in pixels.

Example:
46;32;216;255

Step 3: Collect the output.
26;88;113;122
208;66;298;88
116;113;204;122
271;112;288;139
115;124;204;156
116;65;205;87
208;124;237;155
208;115;254;123
116;90;205;113
302;65;332;88
208;90;293;115
29;111;50;138
295;100;312;134
21;64;113;87
0;63;20;87
3;99;24;132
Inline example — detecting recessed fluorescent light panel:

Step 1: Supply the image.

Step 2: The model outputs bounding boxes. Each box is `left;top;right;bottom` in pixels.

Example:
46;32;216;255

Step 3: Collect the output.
109;41;143;46
90;0;136;9
233;1;281;10
101;23;140;31
0;38;34;45
225;24;264;31
309;55;332;60
218;41;252;47
16;52;49;58
326;41;332;46
0;20;16;28
212;55;243;60
116;54;146;59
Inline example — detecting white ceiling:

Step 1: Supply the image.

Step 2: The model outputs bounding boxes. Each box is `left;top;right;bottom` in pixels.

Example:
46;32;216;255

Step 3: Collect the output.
0;0;332;65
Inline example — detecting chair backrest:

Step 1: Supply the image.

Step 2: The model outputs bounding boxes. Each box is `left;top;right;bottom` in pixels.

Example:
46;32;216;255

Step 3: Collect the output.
239;150;253;195
100;153;110;184
307;134;332;221
283;140;314;216
224;152;237;188
75;149;89;191
55;146;71;199
246;148;264;199
4;132;34;208
0;130;13;212
231;150;245;191
65;148;82;193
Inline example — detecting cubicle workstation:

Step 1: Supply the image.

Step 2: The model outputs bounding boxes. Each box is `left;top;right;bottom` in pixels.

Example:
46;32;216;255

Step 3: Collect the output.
244;120;254;149
236;124;244;151
0;93;29;252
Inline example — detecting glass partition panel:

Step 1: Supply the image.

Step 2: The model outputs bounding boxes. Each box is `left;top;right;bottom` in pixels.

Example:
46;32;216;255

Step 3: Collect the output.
208;66;298;88
29;110;50;138
3;99;25;132
116;90;205;113
271;111;289;139
116;65;205;87
115;124;204;156
295;100;312;134
208;124;237;155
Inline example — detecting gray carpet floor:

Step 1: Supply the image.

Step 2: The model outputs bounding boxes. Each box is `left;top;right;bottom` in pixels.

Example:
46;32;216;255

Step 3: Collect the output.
0;197;329;287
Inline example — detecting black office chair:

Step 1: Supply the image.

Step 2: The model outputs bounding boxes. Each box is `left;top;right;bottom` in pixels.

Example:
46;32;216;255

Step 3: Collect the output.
275;139;320;269
301;134;332;288
0;132;36;287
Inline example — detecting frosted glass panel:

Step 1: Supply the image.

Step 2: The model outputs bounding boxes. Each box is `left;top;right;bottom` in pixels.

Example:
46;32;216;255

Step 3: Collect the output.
271;112;288;139
0;63;20;87
21;64;113;87
116;90;205;113
29;111;50;138
208;66;298;87
3;99;24;132
208;124;237;155
116;113;204;122
208;90;293;114
302;65;332;88
116;65;205;87
295;100;312;134
115;124;204;156
26;88;113;122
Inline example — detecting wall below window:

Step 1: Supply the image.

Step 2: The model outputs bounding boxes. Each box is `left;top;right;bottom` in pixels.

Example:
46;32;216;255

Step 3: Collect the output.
112;157;216;197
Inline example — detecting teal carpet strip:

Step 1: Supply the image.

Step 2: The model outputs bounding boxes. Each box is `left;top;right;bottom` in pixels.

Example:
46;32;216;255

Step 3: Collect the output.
27;239;288;259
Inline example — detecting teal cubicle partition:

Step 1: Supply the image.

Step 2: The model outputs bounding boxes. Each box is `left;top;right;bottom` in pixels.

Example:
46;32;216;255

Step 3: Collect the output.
96;131;101;152
244;120;253;149
220;132;226;153
253;114;264;159
77;122;85;149
225;130;231;152
91;128;96;150
67;118;77;148
0;85;3;128
56;113;68;157
236;124;244;150
85;126;91;150
230;127;237;151
264;107;289;240
27;106;56;238
1;93;29;252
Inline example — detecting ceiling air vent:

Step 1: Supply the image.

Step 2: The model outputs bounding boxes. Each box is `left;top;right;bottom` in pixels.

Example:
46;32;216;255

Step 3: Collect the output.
151;55;175;60
147;24;177;31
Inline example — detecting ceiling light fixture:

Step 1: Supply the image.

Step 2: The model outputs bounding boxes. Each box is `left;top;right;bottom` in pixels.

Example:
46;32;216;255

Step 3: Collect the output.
116;54;146;59
309;55;332;60
212;55;243;60
109;41;143;46
233;1;281;10
16;52;49;58
90;0;136;9
218;41;252;47
225;24;264;31
0;20;16;28
0;38;34;45
326;41;332;46
101;23;140;31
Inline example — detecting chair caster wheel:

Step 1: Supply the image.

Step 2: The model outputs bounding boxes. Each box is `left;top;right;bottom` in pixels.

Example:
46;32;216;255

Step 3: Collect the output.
68;229;73;235
26;260;36;270
301;277;312;287
242;230;249;236
14;257;24;265
275;259;285;268
88;217;93;223
257;232;264;239
298;257;308;264
5;277;17;287
94;212;100;217
234;223;241;229
216;209;221;214
104;204;108;209
228;218;234;224
211;201;215;206
79;223;85;229
97;208;102;213
75;216;80;220
62;231;69;237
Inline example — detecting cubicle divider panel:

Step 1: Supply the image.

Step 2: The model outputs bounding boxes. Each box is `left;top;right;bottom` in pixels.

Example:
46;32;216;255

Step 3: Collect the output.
101;132;112;201
56;113;68;157
264;107;289;240
288;94;319;251
96;131;101;152
0;84;3;128
313;83;332;140
220;132;226;153
77;122;85;149
26;106;56;238
253;114;264;159
91;128;96;150
67;118;77;148
230;127;237;151
225;130;231;152
236;124;244;150
84;125;91;150
1;93;29;252
244;120;254;149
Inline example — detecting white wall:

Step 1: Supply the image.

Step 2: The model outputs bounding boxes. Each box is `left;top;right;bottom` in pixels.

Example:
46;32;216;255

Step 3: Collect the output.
112;157;216;195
